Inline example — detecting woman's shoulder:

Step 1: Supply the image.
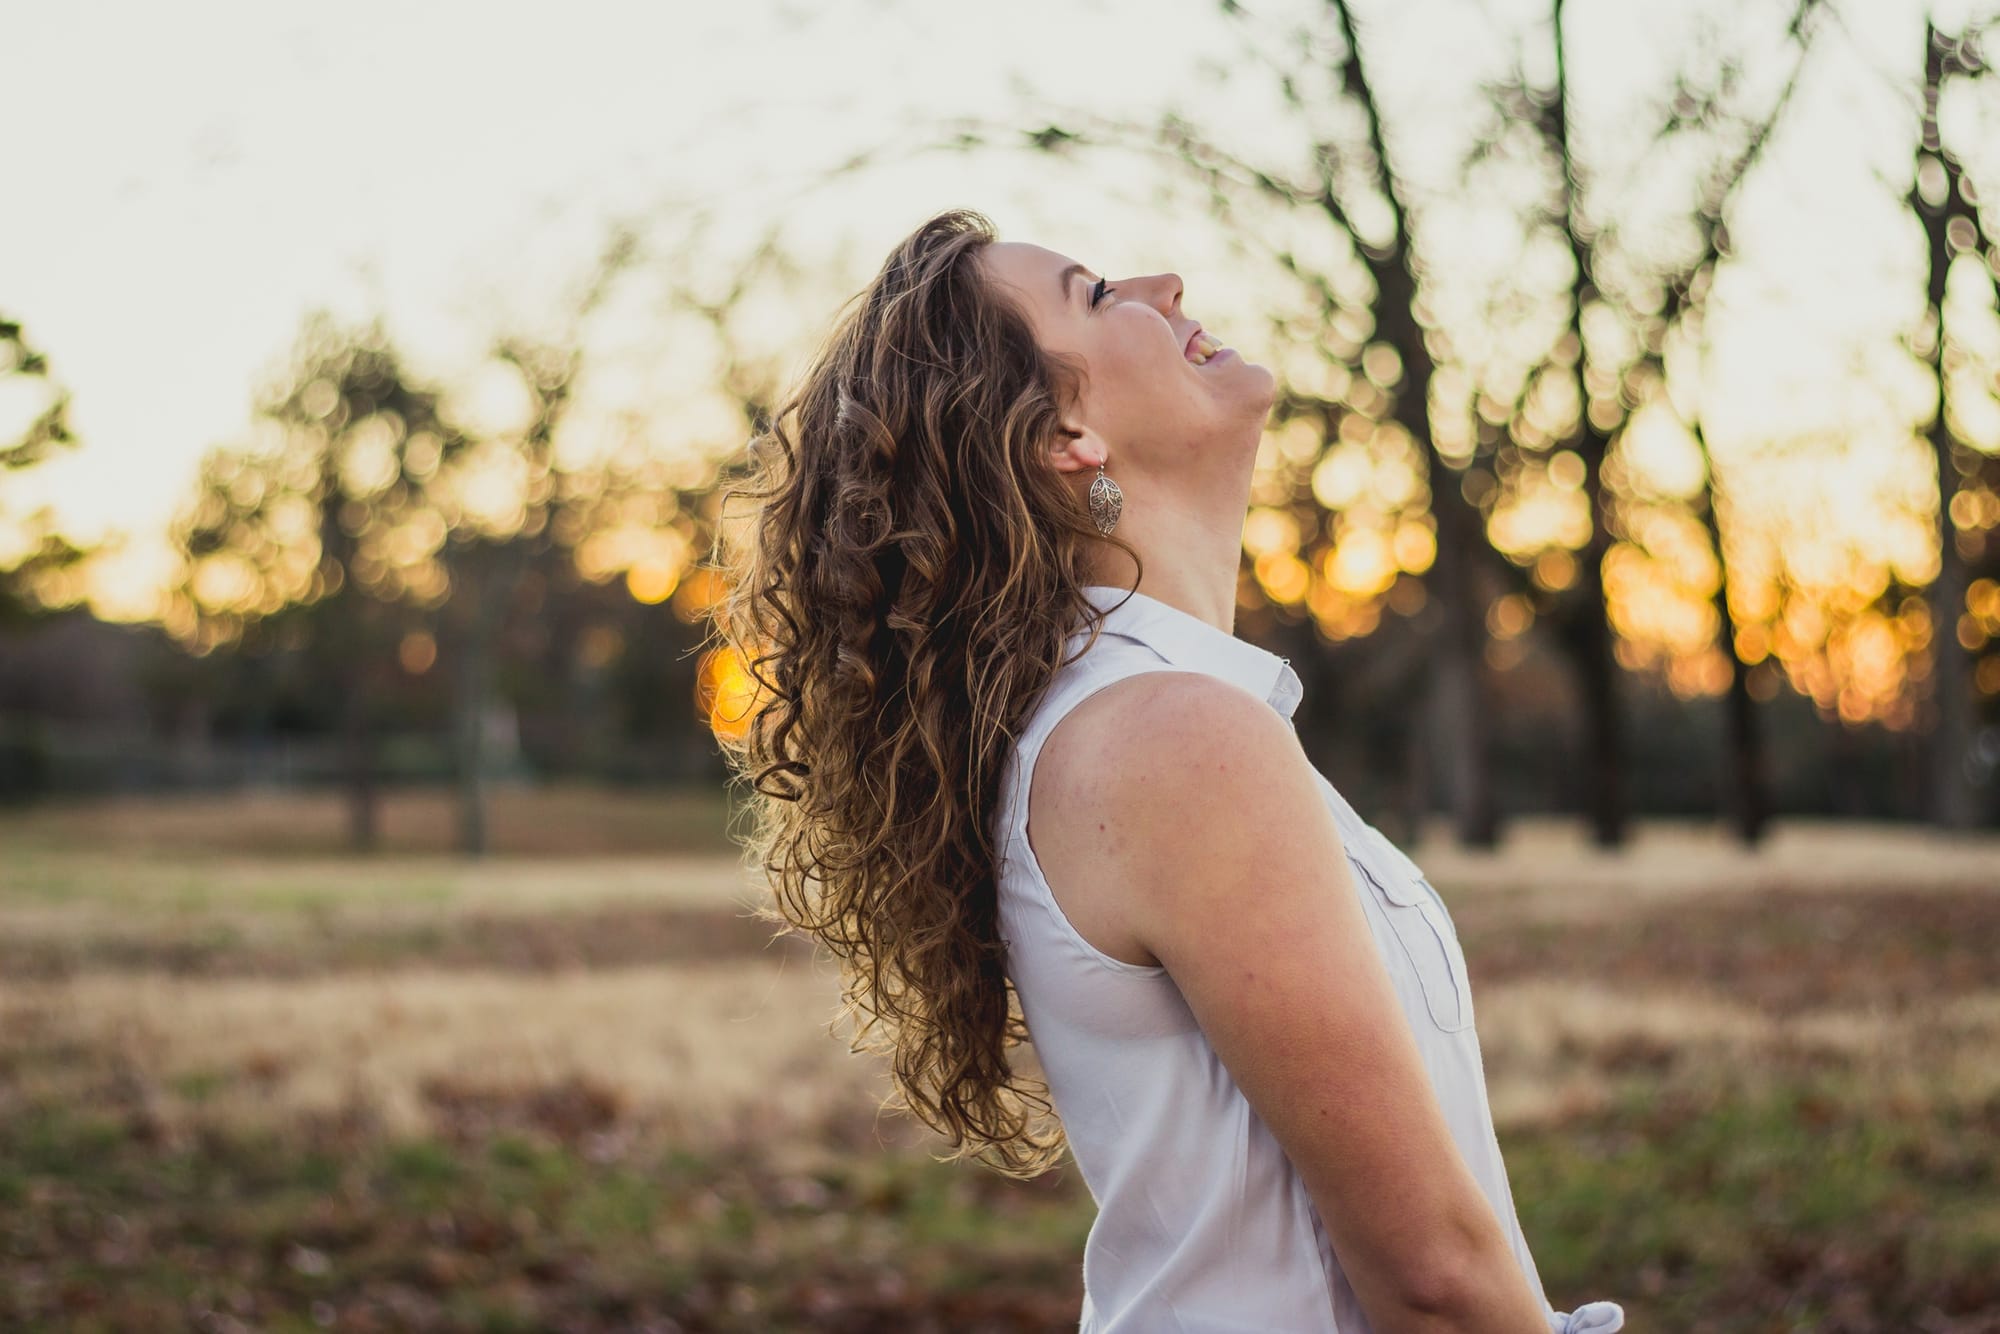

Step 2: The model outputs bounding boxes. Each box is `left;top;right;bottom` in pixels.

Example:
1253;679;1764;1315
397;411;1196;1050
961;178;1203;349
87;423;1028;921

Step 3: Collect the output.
1031;664;1298;814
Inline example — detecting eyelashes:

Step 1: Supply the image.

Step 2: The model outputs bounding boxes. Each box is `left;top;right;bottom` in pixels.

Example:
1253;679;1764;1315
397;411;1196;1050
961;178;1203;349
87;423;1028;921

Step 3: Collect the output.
1091;277;1113;307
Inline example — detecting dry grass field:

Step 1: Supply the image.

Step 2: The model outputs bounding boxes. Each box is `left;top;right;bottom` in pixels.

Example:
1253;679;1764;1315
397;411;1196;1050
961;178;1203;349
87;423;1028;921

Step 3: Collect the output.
2;785;1998;1332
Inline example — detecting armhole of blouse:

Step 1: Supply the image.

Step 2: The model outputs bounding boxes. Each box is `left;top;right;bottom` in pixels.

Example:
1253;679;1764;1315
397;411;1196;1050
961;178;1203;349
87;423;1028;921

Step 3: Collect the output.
1010;662;1220;979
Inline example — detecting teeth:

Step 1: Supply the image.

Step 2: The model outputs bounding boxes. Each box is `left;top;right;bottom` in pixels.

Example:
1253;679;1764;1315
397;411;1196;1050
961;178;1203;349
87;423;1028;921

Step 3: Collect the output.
1189;332;1222;364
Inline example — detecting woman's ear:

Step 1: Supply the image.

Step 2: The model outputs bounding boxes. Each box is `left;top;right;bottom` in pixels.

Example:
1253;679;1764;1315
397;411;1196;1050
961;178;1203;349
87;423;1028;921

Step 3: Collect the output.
1047;422;1108;478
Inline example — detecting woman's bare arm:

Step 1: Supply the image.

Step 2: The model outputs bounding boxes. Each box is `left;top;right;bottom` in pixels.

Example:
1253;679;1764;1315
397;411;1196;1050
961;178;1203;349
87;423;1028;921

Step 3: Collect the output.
1046;671;1550;1332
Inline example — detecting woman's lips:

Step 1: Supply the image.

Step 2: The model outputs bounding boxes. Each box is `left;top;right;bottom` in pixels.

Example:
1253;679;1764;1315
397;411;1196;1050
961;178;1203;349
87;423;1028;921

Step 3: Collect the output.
1187;331;1228;365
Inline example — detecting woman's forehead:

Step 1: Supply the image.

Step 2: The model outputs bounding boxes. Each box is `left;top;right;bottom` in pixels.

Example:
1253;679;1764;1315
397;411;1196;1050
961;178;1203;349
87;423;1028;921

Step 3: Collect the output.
982;241;1091;319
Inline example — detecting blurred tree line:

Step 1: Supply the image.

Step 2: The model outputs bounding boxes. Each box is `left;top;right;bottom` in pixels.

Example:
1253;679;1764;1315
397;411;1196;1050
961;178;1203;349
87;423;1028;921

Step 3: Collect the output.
941;0;2000;840
4;0;1999;850
0;314;93;799
0;227;770;854
0;317;90;627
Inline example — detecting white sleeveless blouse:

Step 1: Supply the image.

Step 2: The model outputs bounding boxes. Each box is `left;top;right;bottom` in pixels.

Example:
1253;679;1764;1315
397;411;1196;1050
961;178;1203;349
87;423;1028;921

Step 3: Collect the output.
992;584;1607;1333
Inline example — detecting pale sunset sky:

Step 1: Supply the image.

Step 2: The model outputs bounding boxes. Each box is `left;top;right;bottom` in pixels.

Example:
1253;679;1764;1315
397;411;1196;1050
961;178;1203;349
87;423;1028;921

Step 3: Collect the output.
0;0;1986;628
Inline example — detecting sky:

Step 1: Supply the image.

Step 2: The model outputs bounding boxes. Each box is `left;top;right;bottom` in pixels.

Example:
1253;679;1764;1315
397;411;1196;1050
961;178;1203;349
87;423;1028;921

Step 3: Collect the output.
0;0;1985;627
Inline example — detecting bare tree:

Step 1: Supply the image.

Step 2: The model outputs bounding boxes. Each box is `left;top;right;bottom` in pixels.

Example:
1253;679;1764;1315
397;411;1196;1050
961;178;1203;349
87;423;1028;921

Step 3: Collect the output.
1444;0;1817;843
1907;13;1994;829
0;315;90;627
167;313;472;849
933;0;1820;847
1467;0;1823;843
944;4;1527;847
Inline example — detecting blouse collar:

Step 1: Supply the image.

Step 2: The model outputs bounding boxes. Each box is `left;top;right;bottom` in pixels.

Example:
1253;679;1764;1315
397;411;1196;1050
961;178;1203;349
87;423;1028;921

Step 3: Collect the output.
1076;583;1303;721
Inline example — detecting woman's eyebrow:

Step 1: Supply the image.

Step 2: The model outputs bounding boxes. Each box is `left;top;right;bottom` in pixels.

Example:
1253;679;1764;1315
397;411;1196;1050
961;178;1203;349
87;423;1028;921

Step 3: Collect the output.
1058;262;1096;307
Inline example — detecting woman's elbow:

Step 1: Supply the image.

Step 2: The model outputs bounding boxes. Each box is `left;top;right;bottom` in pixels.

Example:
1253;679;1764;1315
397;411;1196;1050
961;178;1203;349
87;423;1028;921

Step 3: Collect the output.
1387;1239;1550;1333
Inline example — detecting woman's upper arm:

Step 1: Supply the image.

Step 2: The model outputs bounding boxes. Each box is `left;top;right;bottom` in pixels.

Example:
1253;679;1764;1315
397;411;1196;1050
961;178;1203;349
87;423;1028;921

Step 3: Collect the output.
1080;671;1515;1320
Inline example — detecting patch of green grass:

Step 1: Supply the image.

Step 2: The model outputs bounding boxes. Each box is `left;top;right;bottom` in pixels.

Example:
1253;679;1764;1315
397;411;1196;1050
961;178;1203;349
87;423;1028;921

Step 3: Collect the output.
381;1138;463;1198
1504;1073;1997;1325
567;1171;664;1242
172;1067;230;1103
4;1067;1997;1331
13;1104;128;1178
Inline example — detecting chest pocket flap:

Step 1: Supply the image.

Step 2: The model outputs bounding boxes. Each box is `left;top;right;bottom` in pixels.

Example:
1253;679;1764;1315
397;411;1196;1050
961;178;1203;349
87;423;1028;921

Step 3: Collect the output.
1346;834;1474;1034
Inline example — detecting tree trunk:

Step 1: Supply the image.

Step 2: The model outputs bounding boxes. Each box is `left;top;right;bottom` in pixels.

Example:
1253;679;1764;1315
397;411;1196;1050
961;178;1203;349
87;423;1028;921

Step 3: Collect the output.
452;610;489;858
1692;424;1771;845
1320;0;1503;853
1372;238;1501;850
1720;638;1770;842
451;545;528;857
1916;18;1982;830
339;658;378;852
1567;468;1627;849
1428;465;1500;848
1923;424;1979;828
1552;0;1627;849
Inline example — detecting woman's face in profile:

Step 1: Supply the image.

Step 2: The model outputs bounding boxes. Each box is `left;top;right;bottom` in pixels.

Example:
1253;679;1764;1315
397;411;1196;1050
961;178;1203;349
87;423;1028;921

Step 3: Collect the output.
976;240;1276;482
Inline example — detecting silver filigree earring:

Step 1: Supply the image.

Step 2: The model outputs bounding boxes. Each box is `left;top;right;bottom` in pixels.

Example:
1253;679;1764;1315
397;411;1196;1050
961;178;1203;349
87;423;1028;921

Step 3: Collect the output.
1088;461;1123;535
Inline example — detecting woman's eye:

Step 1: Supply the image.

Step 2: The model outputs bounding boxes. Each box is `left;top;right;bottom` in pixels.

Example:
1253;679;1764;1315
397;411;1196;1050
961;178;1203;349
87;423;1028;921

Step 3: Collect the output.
1092;278;1113;307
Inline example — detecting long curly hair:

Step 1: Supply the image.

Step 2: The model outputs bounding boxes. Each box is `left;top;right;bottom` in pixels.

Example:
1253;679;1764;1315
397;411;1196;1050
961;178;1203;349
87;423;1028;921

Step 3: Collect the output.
704;207;1143;1176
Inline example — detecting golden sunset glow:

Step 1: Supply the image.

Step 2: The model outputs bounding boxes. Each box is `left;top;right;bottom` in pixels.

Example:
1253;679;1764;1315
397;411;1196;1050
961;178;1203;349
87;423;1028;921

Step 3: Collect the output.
703;645;762;745
2;0;1995;747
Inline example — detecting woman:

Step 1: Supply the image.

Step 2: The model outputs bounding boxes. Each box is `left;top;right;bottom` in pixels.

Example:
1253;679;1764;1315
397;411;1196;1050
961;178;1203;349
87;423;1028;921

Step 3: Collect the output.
710;207;1624;1333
